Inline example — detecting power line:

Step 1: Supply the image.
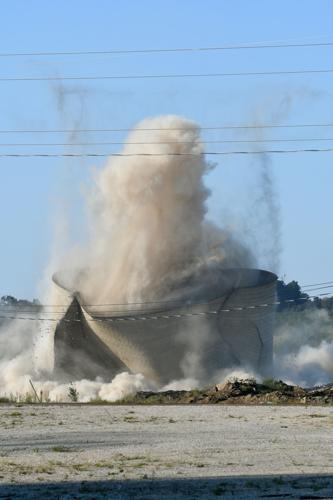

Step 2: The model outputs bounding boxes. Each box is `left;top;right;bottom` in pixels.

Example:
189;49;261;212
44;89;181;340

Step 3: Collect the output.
301;280;333;288
300;285;333;293
0;123;332;134
1;41;333;58
1;68;333;82
2;137;333;147
0;292;330;322
1;148;333;158
2;283;333;312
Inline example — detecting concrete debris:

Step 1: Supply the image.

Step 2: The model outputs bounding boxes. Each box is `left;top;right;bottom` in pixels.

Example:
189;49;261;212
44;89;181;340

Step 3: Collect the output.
116;379;333;405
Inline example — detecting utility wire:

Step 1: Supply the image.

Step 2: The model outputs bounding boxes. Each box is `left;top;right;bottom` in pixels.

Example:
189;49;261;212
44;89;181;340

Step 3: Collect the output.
1;148;333;158
300;285;333;293
2;138;333;147
2;284;333;312
1;68;333;82
0;293;330;323
0;124;333;134
301;280;333;288
1;41;333;57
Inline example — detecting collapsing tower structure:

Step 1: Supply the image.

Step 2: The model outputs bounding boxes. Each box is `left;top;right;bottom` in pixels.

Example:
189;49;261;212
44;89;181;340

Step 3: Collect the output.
53;268;277;384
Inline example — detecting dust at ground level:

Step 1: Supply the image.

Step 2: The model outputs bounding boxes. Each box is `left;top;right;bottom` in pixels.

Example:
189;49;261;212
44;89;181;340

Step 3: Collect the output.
2;378;333;405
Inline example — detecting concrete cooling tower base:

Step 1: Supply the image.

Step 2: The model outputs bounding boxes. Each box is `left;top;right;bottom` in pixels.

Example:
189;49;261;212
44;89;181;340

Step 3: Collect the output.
53;299;127;381
53;268;277;385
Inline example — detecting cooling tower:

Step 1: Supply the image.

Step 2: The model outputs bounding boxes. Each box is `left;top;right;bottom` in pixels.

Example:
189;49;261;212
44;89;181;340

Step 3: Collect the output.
53;268;277;384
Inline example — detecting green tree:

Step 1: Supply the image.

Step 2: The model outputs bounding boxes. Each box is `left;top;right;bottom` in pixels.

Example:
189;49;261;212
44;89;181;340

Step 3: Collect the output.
277;280;308;311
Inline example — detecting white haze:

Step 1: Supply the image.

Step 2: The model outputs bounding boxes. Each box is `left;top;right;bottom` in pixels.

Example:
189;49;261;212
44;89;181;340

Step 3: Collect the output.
274;308;333;387
0;114;332;401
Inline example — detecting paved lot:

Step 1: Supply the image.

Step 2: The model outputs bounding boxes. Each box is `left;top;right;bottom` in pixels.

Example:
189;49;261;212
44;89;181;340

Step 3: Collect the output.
0;404;333;498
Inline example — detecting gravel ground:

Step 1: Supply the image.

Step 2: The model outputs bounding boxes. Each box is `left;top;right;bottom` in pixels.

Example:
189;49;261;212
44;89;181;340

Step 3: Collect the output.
0;404;333;498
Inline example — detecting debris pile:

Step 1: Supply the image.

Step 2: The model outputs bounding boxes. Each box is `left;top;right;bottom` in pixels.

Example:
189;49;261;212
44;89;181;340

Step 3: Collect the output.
116;379;333;405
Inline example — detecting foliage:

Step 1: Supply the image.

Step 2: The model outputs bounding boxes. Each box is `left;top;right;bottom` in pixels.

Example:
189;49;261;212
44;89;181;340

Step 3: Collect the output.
0;295;41;312
68;385;79;402
276;280;308;311
0;396;11;403
262;378;291;392
276;279;333;317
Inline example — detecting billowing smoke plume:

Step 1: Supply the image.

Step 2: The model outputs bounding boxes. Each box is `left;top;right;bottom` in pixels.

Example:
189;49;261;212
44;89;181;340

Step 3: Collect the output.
61;115;253;305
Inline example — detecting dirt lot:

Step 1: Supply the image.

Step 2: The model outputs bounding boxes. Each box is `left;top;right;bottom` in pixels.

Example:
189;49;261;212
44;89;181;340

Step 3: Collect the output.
0;404;333;498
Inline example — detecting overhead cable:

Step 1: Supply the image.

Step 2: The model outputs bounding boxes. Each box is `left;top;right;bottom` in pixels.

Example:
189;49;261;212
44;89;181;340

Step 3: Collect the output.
1;123;333;134
2;137;333;147
1;148;333;158
1;284;332;313
0;292;331;323
301;280;333;288
1;41;333;57
297;285;333;293
1;68;333;82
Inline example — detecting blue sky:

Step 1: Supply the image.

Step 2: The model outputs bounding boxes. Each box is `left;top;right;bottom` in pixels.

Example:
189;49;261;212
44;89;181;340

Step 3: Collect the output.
0;0;332;299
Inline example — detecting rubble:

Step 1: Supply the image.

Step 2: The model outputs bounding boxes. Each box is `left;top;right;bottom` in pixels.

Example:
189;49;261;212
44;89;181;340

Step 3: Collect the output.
115;379;333;405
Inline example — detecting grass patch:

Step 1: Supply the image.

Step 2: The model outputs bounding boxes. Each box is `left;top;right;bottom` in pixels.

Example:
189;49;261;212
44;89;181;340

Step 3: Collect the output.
51;446;73;453
88;397;109;405
123;415;140;423
9;411;22;417
71;463;90;472
2;462;54;475
34;465;54;474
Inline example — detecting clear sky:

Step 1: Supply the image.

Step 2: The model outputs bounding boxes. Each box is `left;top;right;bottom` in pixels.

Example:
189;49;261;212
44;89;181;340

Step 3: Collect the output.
0;0;332;299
